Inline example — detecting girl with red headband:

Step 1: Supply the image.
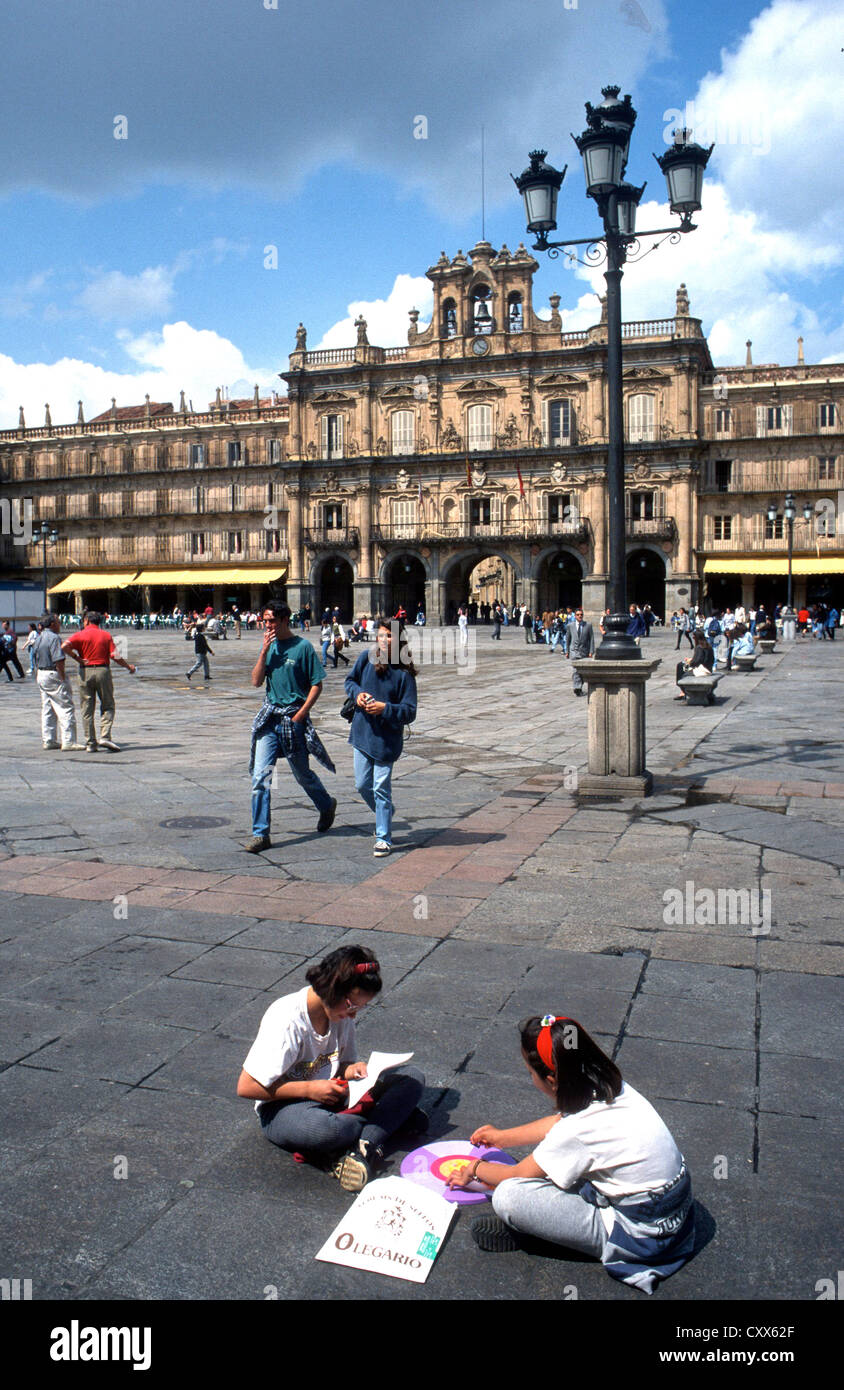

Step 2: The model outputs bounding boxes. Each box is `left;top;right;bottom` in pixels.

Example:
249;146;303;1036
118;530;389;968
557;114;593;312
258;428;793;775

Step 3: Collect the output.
237;945;425;1191
447;1014;695;1294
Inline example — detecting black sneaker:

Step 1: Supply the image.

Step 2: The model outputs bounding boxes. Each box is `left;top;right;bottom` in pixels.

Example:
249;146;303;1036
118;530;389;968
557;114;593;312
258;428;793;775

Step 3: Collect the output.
317;797;337;833
471;1215;522;1252
331;1138;383;1193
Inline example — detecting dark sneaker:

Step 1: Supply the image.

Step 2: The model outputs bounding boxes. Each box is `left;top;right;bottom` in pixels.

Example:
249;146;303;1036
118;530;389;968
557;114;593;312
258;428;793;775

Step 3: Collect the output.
317;798;337;833
471;1215;522;1253
244;834;271;853
331;1139;383;1193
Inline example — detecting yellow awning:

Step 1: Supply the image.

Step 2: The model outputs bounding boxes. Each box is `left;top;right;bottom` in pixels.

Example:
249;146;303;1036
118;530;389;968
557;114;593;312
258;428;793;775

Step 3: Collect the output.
703;557;844;576
48;570;140;594
132;567;287;586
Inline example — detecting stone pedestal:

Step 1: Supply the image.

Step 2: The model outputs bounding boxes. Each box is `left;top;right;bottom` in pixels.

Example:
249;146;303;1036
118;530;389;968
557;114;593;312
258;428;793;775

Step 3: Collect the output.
571;657;661;797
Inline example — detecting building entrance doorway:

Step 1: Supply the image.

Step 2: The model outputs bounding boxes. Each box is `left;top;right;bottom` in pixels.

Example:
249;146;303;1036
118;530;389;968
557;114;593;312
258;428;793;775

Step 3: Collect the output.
384;554;426;619
626;549;666;619
318;556;354;622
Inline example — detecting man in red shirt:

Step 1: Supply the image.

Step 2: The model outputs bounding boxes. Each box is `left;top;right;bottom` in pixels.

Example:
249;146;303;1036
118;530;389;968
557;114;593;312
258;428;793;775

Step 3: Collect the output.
62;612;136;752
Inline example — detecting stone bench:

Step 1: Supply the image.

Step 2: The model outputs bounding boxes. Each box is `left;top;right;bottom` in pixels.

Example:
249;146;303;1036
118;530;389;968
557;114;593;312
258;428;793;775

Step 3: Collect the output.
678;673;723;705
757;639;777;654
733;653;758;673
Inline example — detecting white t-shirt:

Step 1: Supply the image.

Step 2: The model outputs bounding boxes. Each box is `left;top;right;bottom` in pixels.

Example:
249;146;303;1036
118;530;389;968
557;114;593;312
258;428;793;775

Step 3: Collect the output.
242;986;357;1113
532;1084;683;1230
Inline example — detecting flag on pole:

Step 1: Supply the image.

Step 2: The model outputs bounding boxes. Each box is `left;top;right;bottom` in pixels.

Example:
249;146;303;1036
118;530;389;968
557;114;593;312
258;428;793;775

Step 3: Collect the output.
516;463;526;500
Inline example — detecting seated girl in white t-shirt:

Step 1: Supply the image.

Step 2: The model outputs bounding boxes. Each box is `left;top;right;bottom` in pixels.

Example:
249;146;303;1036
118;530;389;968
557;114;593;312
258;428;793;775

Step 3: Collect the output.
237;945;424;1193
446;1014;696;1294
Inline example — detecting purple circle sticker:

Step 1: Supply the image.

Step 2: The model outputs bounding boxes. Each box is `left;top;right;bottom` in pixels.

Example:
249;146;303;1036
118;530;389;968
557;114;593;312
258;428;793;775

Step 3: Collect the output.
400;1140;516;1205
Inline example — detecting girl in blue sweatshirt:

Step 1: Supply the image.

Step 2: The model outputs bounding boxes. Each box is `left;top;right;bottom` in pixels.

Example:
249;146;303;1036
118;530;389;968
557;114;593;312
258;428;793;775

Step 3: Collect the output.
345;617;418;856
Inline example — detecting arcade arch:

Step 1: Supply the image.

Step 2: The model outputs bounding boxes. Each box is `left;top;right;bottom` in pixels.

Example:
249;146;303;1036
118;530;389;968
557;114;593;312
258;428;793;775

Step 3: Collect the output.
626;547;667;617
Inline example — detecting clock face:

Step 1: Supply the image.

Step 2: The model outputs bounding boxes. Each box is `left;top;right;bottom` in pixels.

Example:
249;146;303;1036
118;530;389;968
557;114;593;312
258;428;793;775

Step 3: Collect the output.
472;336;490;356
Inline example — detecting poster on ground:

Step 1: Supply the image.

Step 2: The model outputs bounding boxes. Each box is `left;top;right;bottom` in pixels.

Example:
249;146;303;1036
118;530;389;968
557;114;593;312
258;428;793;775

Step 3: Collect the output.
315;1176;457;1283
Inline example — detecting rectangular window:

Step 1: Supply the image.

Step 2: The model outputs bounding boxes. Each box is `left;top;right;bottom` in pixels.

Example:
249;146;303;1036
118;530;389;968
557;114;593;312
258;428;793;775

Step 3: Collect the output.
715;459;732;492
267;438;282;464
123;492;135;516
470;498;491;526
155;535;169;561
119;536;134;558
467;405;493;452
629;491;655;522
155;446;168;470
122;449;134;473
323;503;343;530
714;408;732;435
628;395;655;442
195;486;205;513
189;532;206;556
819;403;836;430
549;400;571;445
391;411;415;456
548;494;572;525
713;514;732;540
232;484;245;509
227;440;242;465
265;528;284;553
321;415;344;460
225;530;244;555
764;515;784;540
54;494;67;519
190;443;206;467
391;499;417;537
818;456;836;480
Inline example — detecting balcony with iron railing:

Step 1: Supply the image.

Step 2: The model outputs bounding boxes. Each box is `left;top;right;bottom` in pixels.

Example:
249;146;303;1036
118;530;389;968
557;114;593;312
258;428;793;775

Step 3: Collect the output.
703;401;841;441
303;526;360;551
21;534;289;570
626;516;677;541
701;521;839;553
372;517;590;546
700;460;840;494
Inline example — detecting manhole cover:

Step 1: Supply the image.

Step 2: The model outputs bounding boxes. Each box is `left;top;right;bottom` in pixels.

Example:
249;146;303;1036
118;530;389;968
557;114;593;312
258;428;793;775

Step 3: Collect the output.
159;816;231;830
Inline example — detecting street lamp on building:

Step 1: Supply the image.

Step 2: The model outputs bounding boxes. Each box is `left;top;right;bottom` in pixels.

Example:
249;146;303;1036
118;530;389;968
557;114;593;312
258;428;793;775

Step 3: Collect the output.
766;491;814;613
513;88;713;658
35;521;59;612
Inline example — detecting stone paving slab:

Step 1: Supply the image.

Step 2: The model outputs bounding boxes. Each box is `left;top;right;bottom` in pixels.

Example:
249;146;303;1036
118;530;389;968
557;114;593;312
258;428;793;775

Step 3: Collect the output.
0;627;841;1307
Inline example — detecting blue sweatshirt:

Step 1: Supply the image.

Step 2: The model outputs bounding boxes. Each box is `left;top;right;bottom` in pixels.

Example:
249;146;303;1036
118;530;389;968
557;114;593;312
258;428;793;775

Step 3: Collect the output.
344;650;417;764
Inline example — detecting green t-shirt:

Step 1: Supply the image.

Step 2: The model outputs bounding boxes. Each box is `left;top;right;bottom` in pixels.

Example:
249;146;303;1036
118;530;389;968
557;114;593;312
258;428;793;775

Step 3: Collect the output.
265;636;325;707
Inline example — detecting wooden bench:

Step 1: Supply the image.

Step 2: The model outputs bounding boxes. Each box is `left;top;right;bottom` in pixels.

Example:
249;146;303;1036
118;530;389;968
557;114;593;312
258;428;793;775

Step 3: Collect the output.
733;653;758;672
678;673;723;705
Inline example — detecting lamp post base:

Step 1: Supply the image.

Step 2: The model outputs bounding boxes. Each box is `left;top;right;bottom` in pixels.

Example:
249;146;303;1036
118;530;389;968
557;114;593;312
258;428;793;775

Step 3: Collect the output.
571;656;660;799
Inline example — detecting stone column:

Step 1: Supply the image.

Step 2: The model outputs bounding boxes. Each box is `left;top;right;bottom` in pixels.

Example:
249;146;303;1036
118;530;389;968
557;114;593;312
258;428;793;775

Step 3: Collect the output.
571;657;661;797
212;585;224;612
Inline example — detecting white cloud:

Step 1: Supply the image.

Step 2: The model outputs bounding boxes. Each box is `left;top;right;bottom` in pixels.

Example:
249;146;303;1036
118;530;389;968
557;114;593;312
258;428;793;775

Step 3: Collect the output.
314;275;433;351
0;321;278;429
77;267;176;322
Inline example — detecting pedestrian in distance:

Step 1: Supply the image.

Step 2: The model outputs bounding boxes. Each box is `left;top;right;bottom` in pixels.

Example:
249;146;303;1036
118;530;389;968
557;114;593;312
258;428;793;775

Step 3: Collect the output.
491;601;503;640
674;608;694;650
567;607;595;695
24;622;40;677
1;622;26;679
445;1014;695;1295
627;604;647;645
332;618;350;667
345;617;417;857
186;624;213;681
237;945;425;1191
245;601;336;854
61;611;136;752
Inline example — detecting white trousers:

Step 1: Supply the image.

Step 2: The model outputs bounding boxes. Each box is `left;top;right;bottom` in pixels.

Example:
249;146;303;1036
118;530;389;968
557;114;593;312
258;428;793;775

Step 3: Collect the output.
37;669;78;746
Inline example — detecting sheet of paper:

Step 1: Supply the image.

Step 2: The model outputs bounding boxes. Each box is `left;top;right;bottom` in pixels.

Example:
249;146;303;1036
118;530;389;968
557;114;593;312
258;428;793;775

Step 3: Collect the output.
345;1050;413;1107
315;1176;456;1283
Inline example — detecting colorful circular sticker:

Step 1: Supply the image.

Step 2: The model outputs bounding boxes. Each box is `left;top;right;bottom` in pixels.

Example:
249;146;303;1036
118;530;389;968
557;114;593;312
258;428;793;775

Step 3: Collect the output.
400;1141;516;1205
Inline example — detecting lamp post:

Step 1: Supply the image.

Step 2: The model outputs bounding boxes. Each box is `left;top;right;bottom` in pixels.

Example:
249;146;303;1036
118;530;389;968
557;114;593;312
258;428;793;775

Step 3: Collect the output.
513;88;713;796
35;520;59;612
766;491;814;615
513;88;713;657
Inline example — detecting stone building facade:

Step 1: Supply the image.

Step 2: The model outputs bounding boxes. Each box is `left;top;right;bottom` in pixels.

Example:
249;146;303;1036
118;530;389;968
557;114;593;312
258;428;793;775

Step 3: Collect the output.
1;242;841;621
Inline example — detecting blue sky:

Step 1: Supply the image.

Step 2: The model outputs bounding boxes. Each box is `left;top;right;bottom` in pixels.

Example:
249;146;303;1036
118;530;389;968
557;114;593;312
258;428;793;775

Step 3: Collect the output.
0;0;841;427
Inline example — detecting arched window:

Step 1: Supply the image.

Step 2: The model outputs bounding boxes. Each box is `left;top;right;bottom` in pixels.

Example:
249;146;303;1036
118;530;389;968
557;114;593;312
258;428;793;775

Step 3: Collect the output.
391;410;415;456
507;293;523;333
442;298;458;338
627;393;655;442
470;284;493;335
467;404;493;452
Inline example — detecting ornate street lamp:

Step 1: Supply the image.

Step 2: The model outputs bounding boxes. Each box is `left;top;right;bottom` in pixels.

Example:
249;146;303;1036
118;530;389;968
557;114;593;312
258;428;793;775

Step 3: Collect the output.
513;87;713;660
767;492;814;614
35;520;59;612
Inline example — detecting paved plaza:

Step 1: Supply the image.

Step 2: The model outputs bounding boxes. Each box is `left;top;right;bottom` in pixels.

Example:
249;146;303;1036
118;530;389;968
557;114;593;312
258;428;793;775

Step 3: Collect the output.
0;624;841;1303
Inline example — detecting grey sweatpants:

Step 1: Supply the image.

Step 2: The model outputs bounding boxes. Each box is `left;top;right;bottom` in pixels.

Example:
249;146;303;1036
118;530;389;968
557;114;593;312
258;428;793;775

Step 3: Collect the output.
258;1065;424;1158
493;1176;608;1256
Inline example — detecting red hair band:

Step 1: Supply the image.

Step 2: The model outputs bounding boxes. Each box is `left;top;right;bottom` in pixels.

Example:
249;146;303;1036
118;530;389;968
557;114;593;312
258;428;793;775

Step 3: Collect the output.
537;1015;571;1073
354;961;378;975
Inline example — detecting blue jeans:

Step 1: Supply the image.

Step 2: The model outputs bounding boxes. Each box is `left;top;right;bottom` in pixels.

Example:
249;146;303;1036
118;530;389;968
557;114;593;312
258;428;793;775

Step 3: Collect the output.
353;747;394;844
251;721;333;836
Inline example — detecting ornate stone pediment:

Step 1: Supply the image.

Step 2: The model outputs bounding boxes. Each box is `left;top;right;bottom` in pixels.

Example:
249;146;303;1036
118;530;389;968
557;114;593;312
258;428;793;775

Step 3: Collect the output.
312;390;356;404
536;372;585;390
380;384;416;400
622;367;669;381
455;378;506;395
